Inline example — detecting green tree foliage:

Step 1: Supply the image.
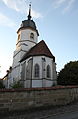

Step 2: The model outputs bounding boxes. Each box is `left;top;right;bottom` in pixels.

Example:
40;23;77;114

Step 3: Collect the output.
0;81;5;89
57;61;78;85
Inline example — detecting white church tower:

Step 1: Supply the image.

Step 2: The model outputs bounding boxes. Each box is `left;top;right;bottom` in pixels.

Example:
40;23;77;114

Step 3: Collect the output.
7;4;57;88
12;4;39;82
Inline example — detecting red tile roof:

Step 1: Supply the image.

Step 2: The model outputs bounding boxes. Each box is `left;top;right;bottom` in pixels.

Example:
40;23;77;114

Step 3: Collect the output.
20;40;55;62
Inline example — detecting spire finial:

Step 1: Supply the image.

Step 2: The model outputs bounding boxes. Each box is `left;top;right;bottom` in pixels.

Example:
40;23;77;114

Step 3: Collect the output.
28;2;31;20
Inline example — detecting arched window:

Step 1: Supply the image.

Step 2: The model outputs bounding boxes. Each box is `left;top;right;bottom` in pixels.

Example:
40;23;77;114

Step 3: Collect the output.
26;65;29;79
46;65;51;78
34;64;40;78
30;33;34;40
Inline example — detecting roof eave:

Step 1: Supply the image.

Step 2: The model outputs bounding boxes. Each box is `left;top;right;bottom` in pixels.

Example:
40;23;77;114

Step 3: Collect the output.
20;54;55;63
17;27;39;36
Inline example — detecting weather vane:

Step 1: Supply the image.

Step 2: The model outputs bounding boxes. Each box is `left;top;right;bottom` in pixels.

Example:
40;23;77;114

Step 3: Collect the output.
25;0;31;6
27;1;32;20
24;0;32;20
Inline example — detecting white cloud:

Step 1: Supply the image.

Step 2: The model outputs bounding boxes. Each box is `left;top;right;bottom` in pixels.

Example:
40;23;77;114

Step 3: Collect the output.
53;0;76;13
0;13;15;27
2;0;42;19
63;0;75;13
53;0;66;9
2;0;22;12
32;9;42;19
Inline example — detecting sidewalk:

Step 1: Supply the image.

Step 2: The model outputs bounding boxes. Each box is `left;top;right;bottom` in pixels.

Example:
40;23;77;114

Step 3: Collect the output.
1;102;78;119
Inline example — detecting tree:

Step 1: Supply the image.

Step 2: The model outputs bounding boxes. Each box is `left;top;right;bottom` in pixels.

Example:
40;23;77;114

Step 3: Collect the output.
57;61;78;85
0;80;5;89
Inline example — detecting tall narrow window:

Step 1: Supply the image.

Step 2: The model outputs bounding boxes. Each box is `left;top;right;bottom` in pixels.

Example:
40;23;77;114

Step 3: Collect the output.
30;33;34;40
34;64;39;78
46;65;51;78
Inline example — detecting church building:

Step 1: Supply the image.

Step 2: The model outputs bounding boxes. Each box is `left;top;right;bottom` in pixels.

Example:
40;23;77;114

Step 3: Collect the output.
8;4;57;88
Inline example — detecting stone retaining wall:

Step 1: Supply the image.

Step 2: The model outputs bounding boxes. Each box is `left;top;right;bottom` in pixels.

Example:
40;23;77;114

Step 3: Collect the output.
0;86;78;111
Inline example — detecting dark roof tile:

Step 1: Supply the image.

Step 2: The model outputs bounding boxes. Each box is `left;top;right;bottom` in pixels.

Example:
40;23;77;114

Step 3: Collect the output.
20;40;55;62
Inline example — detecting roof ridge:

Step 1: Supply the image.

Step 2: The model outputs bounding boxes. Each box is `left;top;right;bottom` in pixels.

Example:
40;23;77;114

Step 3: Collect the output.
20;40;55;62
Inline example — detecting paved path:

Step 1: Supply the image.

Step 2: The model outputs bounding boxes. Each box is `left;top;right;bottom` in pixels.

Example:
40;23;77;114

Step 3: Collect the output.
47;110;78;119
1;102;78;119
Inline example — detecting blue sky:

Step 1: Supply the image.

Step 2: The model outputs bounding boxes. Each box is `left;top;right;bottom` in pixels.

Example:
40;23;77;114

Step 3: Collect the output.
0;0;78;78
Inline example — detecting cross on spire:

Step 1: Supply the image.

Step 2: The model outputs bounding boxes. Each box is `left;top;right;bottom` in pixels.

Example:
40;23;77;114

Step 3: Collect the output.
27;3;31;20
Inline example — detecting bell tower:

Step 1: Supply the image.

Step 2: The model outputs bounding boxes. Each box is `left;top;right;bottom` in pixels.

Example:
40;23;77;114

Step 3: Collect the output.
12;4;39;80
16;3;39;54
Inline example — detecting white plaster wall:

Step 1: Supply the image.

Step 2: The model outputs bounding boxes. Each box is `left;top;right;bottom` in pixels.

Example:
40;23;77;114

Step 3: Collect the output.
12;52;20;67
32;80;42;88
32;56;55;87
32;56;56;87
24;57;32;81
11;51;22;84
8;77;13;88
25;80;31;88
16;29;38;49
20;29;38;43
32;56;42;79
8;72;13;88
52;62;57;85
12;65;21;82
24;57;42;88
16;40;36;51
45;56;53;80
22;55;56;88
20;41;36;51
13;27;38;71
44;79;53;87
45;57;57;86
32;56;54;80
24;58;28;82
9;24;39;88
13;50;27;68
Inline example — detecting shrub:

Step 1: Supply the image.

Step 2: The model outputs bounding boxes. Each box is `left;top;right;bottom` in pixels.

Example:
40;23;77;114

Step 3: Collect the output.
11;81;23;89
0;81;5;89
